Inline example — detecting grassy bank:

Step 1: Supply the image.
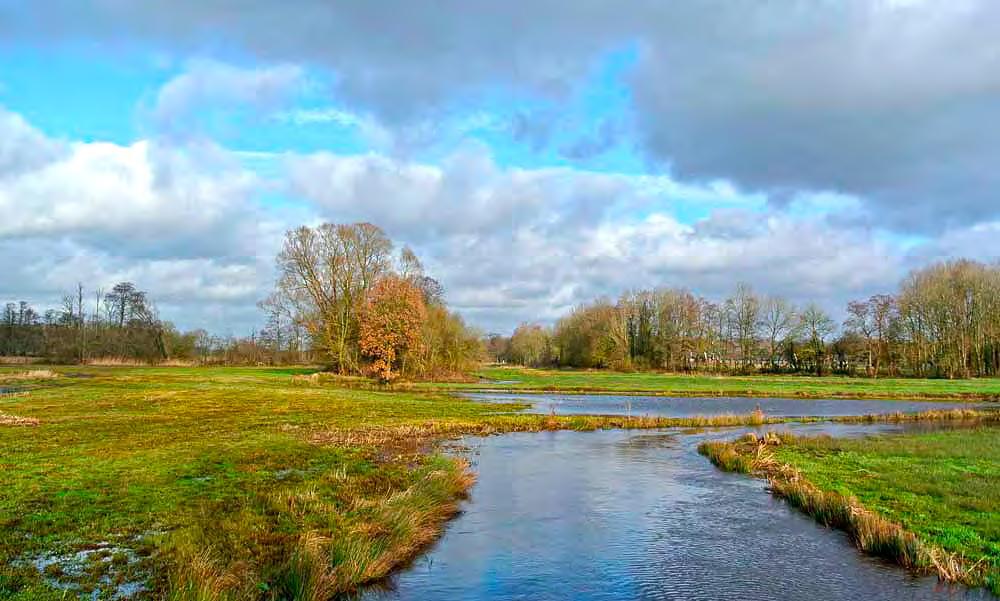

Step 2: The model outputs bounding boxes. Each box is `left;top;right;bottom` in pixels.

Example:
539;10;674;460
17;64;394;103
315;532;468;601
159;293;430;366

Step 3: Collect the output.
0;366;813;600
421;366;1000;400
4;366;998;599
699;427;1000;594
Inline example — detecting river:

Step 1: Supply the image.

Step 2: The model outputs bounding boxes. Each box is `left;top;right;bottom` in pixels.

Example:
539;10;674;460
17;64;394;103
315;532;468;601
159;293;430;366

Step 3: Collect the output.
358;395;995;600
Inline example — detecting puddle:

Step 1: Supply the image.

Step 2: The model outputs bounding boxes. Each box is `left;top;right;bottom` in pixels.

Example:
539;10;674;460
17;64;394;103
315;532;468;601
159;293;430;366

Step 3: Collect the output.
17;542;149;600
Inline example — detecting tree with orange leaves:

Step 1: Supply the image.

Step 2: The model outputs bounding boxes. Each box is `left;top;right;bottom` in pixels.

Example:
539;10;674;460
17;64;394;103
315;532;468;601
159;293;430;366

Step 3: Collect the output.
358;276;427;382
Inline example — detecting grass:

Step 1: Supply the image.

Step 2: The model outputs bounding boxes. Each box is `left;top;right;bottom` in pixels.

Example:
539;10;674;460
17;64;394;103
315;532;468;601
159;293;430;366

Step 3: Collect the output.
0;366;507;600
3;365;997;599
699;427;1000;594
415;366;1000;400
0;365;819;600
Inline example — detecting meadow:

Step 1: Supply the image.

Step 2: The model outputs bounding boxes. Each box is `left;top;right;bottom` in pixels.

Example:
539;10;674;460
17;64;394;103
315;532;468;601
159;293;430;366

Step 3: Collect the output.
430;366;1000;400
0;366;809;600
2;365;998;599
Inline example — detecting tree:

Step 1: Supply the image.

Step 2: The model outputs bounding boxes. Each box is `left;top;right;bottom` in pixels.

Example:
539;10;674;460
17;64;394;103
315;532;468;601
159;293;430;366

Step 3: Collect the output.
274;223;393;372
725;283;760;372
358;276;427;382
553;301;629;369
798;303;836;375
417;304;483;376
845;299;876;376
485;333;510;363
759;296;796;370
509;323;552;367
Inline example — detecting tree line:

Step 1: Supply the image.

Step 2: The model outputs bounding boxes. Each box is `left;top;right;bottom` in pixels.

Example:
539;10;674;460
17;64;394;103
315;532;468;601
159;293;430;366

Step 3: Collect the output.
1;282;169;363
492;260;1000;378
0;223;484;377
0;281;301;365
5;234;997;380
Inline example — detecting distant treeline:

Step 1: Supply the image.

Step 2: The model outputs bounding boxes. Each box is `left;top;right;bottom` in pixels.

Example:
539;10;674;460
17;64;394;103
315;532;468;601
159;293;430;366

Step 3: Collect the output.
0;281;312;366
1;223;484;378
488;260;1000;379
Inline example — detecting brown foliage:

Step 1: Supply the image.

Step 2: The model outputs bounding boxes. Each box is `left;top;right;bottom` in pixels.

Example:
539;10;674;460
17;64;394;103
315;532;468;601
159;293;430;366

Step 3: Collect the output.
359;276;427;382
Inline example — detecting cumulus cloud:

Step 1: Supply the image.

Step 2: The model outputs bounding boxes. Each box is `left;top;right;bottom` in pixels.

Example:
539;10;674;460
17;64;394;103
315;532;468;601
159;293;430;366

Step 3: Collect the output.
0;137;262;259
0;108;280;332
285;144;616;242
8;1;1000;230
285;146;909;332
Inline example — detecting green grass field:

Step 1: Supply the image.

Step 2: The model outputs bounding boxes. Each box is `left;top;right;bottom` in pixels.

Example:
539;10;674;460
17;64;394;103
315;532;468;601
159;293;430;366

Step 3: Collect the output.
772;428;1000;593
427;366;1000;400
1;366;515;599
3;365;998;599
0;365;810;600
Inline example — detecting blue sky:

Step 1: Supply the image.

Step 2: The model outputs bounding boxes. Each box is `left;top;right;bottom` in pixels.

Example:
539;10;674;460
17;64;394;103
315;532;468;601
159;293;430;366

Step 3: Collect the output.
1;1;998;334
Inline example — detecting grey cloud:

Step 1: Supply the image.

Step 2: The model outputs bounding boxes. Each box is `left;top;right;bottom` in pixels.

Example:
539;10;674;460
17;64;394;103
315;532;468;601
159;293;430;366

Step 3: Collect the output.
287;146;909;332
629;1;1000;231
8;1;1000;230
0;106;66;177
148;60;305;135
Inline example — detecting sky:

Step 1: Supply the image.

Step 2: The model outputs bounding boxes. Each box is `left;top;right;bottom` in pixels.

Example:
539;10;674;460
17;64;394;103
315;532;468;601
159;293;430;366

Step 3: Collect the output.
1;1;999;336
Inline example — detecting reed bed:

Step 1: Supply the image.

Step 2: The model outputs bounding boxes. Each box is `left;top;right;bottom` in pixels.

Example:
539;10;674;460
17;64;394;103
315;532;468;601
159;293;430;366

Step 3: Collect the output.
832;407;1000;423
308;409;777;453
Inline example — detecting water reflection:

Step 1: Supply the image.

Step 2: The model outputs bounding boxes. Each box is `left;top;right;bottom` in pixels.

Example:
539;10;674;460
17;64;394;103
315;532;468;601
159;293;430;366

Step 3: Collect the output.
464;392;991;418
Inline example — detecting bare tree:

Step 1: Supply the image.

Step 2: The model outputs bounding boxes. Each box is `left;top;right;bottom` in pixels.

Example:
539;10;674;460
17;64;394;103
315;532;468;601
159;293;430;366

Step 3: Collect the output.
274;223;393;372
725;283;761;372
759;296;796;370
799;303;837;375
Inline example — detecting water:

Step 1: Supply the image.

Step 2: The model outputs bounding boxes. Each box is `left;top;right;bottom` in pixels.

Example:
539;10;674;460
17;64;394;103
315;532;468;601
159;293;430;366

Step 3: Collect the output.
361;419;995;600
464;392;990;418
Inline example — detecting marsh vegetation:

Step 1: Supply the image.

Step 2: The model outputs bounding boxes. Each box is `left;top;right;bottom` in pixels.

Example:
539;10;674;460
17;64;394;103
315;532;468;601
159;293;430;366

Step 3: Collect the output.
2;365;858;599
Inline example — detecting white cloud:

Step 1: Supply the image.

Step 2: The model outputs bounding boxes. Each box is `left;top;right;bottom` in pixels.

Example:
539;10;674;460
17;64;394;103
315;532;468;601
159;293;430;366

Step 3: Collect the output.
14;1;1000;230
0;138;263;257
0;108;282;332
285;147;911;332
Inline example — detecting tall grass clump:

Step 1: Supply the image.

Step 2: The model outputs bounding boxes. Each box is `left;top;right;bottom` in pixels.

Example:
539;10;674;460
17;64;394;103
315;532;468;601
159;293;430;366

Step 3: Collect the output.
165;455;475;601
769;479;930;571
0;369;58;382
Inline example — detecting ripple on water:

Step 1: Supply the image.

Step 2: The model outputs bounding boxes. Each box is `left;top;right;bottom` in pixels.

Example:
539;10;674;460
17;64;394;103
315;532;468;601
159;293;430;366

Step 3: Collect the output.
360;425;995;601
462;392;992;419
